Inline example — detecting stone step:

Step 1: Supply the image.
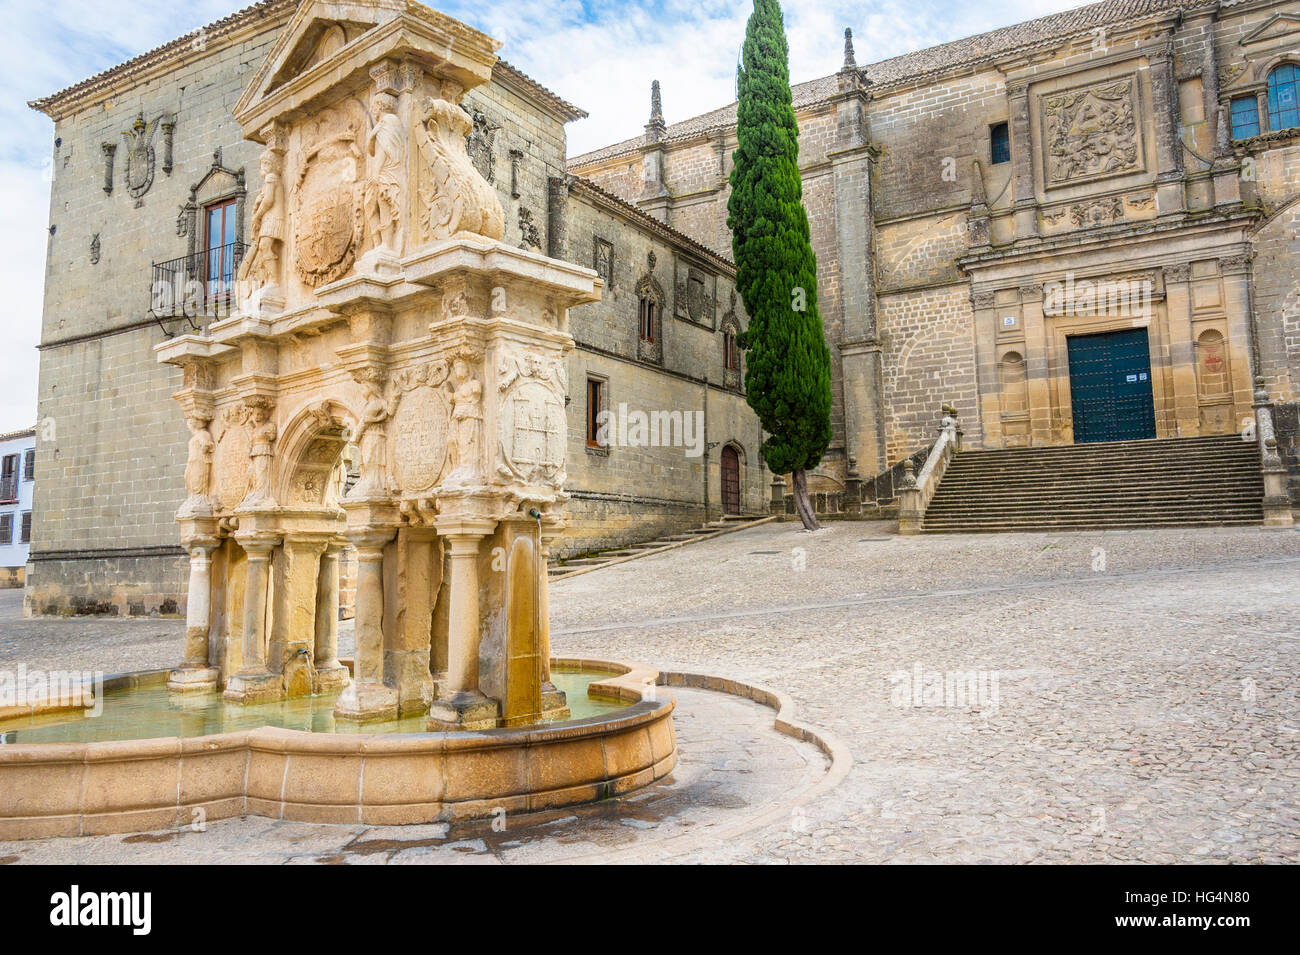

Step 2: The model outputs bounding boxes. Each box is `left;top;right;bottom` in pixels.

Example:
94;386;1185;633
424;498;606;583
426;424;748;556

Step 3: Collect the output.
924;435;1266;533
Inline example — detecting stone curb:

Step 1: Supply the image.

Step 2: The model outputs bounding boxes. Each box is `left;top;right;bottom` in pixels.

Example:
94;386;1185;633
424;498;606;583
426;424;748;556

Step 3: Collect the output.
540;667;853;864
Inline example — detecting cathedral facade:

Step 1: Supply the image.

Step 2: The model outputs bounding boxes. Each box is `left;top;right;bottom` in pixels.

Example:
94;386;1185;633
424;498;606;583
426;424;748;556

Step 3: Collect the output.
573;0;1300;502
25;0;1300;614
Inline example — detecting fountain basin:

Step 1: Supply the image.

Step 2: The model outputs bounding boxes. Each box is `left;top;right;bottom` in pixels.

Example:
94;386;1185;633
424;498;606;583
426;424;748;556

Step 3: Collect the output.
0;659;675;840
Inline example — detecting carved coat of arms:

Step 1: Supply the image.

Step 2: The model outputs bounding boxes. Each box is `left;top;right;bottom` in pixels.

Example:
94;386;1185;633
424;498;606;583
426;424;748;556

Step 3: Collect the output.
122;112;161;200
291;112;364;287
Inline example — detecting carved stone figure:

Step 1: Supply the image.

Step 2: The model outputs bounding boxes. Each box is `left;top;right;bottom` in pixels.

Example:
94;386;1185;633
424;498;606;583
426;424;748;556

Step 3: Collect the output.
364;91;405;253
242;399;278;507
416;80;505;242
240;149;285;289
349;373;394;498
444;357;483;485
1043;79;1139;184
179;414;216;516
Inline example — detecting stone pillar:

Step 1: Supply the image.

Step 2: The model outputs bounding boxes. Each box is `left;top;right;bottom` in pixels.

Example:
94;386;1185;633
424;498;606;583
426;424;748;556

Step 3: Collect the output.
1255;379;1295;528
546;175;571;260
428;521;500;730
1008;81;1038;241
1150;43;1187;217
1163;264;1201;436
971;290;1003;448
386;526;438;716
334;530;399;721
1256;89;1270;134
1220;252;1258;421
769;474;786;518
313;542;349;691
537;522;567;716
223;538;281;703
168;540;221;693
1019;283;1053;445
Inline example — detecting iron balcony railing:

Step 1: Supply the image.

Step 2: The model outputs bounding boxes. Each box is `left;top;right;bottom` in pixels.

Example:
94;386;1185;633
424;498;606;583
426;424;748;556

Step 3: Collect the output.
0;478;17;504
149;241;246;334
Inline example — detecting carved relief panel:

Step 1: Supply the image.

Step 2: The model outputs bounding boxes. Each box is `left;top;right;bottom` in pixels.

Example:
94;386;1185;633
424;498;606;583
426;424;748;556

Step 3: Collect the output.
1041;76;1142;187
496;348;567;488
388;359;452;494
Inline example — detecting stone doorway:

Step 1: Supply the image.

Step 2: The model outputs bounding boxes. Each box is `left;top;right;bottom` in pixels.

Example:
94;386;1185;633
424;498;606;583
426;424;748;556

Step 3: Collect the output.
1066;328;1157;443
721;445;741;514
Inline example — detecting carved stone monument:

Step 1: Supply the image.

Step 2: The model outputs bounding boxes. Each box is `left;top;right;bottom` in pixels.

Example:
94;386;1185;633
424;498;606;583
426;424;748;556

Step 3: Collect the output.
157;0;598;727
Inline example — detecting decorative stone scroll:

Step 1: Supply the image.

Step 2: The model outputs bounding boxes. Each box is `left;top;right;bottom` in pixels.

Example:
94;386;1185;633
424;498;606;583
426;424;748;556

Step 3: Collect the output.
1043;78;1140;185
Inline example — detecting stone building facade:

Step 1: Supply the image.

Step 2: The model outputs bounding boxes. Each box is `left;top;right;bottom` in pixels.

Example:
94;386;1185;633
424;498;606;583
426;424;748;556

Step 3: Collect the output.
571;0;1300;504
26;0;761;615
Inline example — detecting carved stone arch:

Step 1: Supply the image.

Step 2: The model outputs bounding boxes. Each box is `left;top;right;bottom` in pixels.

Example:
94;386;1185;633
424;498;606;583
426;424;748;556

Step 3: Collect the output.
274;397;359;509
182;152;248;263
720;299;742;390
635;267;665;365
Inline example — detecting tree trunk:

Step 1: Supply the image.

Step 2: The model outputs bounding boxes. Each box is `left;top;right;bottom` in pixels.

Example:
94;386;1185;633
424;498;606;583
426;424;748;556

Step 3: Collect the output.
791;467;820;531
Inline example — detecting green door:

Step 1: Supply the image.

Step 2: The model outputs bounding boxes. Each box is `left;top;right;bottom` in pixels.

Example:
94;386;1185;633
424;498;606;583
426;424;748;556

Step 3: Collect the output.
1066;328;1157;443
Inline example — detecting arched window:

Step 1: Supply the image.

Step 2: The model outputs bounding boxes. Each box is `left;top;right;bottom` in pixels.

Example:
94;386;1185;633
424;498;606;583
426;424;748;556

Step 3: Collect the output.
723;330;740;372
1267;64;1300;132
635;256;665;365
999;351;1028;415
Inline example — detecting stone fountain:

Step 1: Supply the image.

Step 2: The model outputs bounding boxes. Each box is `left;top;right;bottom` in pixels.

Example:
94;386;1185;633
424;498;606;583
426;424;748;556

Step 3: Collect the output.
158;0;593;730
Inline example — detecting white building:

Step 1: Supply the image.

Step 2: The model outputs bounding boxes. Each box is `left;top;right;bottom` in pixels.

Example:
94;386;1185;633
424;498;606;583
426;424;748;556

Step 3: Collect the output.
0;427;36;586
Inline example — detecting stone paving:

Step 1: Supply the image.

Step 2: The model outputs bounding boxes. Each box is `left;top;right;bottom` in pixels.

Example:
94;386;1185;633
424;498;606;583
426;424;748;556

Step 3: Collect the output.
1;521;1298;863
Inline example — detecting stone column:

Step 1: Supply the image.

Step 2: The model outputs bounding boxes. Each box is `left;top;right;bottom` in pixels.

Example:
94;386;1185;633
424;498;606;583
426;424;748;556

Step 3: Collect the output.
335;529;399;721
223;538;281;704
1150;44;1187;217
1019;283;1053;445
1008;81;1038;241
168;540;221;693
387;526;438;716
313;542;349;691
1162;264;1200;436
1256;89;1270;135
427;521;500;730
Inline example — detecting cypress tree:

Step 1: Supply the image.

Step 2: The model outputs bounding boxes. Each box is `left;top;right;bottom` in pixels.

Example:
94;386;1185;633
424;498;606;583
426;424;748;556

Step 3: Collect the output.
727;0;833;531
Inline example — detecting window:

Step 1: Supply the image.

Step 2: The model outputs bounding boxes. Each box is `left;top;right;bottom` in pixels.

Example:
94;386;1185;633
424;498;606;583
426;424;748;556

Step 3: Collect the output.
586;377;606;449
724;330;740;372
0;454;17;503
638;297;658;343
0;514;11;545
990;122;1010;165
19;512;31;544
1268;64;1300;133
22;449;34;482
204;198;239;304
1230;96;1261;140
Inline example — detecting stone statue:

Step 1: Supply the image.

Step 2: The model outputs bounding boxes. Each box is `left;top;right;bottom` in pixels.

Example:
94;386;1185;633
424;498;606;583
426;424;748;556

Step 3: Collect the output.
416;80;505;242
349;375;395;497
445;357;483;485
364;91;404;253
181;414;215;514
242;400;278;507
240;149;285;289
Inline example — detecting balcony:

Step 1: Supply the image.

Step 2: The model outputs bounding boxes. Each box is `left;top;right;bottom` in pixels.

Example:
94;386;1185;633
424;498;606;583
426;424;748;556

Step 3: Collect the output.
0;478;16;505
149;241;246;335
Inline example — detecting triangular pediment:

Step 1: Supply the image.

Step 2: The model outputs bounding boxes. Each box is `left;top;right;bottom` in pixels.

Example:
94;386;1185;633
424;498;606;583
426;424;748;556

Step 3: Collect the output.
233;0;500;141
234;0;401;121
1240;14;1300;48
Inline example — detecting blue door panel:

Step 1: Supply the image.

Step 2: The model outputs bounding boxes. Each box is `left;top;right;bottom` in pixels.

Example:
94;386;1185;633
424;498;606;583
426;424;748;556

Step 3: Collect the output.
1066;328;1157;443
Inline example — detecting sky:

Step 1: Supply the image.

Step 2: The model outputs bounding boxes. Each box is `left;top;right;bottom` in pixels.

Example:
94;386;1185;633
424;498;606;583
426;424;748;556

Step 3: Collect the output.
0;0;1086;433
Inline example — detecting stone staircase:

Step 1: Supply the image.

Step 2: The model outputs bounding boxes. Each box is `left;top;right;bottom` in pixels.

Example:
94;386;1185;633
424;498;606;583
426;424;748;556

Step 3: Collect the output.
548;514;768;580
921;434;1266;532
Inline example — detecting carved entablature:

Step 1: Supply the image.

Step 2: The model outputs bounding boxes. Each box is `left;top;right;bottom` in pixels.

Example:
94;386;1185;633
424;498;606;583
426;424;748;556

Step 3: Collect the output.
1041;76;1141;187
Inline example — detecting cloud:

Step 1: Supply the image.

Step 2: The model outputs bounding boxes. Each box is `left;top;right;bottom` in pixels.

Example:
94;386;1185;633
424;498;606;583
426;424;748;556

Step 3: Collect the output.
0;0;1089;430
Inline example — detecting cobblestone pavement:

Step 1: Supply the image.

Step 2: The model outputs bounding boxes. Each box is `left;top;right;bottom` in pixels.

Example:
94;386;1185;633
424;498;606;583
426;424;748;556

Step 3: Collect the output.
1;523;1298;863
